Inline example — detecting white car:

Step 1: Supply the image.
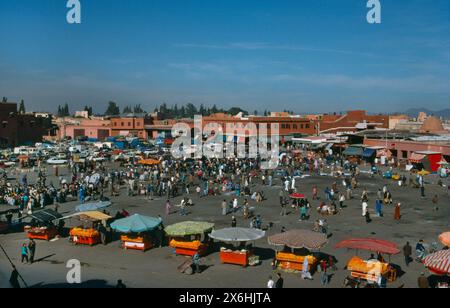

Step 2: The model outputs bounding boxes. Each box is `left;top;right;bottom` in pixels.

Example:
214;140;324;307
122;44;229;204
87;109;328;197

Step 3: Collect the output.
47;157;68;165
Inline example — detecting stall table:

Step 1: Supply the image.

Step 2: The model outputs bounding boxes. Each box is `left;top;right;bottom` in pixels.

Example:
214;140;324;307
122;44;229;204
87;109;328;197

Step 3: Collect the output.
347;256;397;282
25;226;58;241
121;235;153;251
220;249;252;267
70;228;101;246
170;239;208;256
276;252;318;271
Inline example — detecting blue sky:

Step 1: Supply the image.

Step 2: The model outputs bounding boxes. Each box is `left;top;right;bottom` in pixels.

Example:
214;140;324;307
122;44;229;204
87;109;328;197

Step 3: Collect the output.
0;0;449;114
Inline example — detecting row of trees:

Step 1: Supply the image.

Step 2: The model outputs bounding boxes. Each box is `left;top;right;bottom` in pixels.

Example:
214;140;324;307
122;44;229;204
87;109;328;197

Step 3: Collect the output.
155;103;249;119
2;97;26;114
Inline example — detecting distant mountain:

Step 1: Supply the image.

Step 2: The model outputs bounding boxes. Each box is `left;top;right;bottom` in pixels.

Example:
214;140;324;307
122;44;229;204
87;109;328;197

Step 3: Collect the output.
402;108;450;119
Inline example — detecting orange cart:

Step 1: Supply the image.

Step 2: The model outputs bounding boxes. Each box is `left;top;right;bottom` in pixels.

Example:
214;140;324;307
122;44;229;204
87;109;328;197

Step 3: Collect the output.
275;252;318;272
67;211;112;247
26;226;59;241
165;221;215;257
170;239;208;256
209;228;266;267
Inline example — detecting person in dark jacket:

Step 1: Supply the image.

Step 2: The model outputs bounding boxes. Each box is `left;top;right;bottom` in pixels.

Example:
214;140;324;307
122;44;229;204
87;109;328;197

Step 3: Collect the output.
275;273;284;288
403;242;412;267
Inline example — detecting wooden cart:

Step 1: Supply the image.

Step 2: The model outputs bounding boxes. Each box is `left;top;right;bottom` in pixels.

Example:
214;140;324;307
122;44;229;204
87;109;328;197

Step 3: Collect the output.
170;239;208;257
121;235;153;252
276;252;318;272
70;228;101;246
220;249;252;267
26;226;58;241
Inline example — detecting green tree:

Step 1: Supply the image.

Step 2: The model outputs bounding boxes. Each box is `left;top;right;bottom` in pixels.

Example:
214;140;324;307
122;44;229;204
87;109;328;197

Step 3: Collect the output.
133;104;145;114
123;106;133;113
19;100;26;114
105;101;120;115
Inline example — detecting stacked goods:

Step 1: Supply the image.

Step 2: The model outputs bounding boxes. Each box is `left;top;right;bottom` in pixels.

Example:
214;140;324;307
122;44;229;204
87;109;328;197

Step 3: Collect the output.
276;252;318;271
70;228;100;238
169;239;202;250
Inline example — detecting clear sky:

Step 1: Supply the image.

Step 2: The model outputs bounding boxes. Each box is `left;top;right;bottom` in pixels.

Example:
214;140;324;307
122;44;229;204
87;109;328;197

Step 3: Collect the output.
1;0;449;114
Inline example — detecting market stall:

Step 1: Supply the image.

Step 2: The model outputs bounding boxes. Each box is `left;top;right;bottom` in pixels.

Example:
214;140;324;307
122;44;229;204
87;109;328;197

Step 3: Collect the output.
165;221;215;257
68;211;111;246
209;228;265;267
75;201;112;212
24;209;62;241
335;238;400;283
111;214;162;252
268;230;328;272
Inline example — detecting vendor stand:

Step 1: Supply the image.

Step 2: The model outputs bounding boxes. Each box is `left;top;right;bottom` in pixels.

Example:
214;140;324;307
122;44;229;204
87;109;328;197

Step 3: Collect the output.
165;221;214;257
335;238;400;283
67;211;111;246
111;214;162;252
268;230;328;272
209;228;265;267
75;201;112;212
24;209;62;241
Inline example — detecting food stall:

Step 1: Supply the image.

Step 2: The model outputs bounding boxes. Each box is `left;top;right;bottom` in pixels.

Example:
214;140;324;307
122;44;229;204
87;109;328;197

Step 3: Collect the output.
268;230;328;272
111;214;162;252
165;221;215;257
335;238;400;284
209;228;265;267
75;201;112;213
24;209;62;241
68;211;111;246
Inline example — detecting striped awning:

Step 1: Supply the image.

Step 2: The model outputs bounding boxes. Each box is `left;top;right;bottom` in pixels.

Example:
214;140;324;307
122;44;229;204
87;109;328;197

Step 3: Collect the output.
423;250;450;276
268;230;328;250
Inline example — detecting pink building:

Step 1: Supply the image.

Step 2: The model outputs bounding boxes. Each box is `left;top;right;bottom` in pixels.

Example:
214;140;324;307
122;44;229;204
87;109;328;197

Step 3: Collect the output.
55;118;111;140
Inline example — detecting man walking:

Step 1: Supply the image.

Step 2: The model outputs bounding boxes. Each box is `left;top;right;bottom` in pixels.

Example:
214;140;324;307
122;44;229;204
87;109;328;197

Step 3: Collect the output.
275;273;284;288
28;239;36;264
403;242;412;267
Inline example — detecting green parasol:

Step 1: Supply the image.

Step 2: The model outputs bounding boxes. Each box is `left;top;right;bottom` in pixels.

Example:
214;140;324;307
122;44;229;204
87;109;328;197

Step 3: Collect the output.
165;221;215;237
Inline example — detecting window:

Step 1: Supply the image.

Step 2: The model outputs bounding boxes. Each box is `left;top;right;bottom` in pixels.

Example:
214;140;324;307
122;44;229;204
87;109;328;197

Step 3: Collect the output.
121;122;124;126
293;124;297;129
305;124;310;129
128;122;131;127
2;121;7;128
300;124;304;129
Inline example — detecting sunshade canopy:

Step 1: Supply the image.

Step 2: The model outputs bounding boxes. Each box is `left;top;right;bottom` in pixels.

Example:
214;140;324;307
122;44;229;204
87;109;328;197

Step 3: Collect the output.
75;211;112;222
362;148;376;158
335;238;400;255
29;209;62;223
343;146;364;157
268;230;328;250
409;153;426;163
111;214;161;233
209;228;265;242
423;250;450;276
75;201;112;212
289;193;306;199
439;232;450;247
165;221;215;237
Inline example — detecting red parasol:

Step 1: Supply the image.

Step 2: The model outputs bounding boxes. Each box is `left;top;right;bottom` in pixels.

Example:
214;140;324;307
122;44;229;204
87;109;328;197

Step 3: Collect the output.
289;193;306;199
423;250;450;276
335;238;400;255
